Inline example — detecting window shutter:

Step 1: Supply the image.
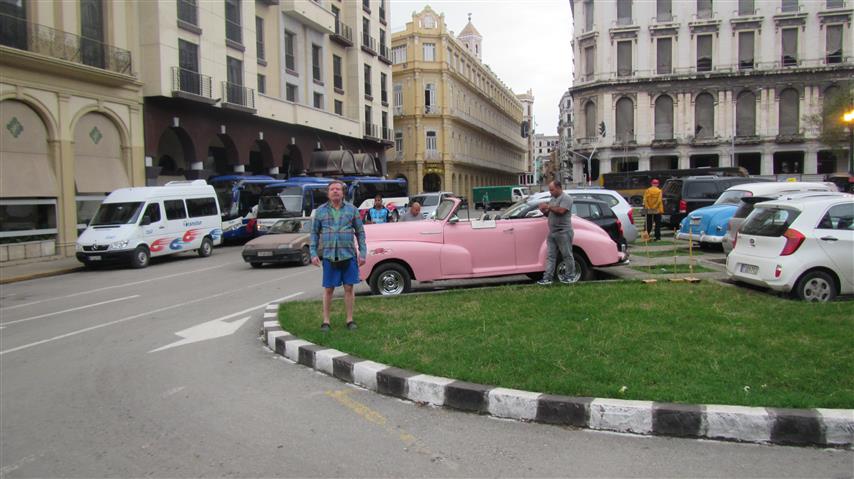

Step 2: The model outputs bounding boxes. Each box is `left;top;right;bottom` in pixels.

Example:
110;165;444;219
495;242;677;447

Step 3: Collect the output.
738;31;754;69
779;89;799;136
617;41;632;77
654;95;674;140
695;93;714;139
615;98;634;142
657;38;672;74
585;102;596;138
782;28;797;65
736;92;756;137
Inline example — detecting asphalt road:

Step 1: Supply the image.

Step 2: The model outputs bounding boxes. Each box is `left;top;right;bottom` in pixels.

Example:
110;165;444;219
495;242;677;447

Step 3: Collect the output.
1;246;851;478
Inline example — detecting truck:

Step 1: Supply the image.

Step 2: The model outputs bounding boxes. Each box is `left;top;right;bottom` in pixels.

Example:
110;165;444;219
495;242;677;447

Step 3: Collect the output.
472;185;530;209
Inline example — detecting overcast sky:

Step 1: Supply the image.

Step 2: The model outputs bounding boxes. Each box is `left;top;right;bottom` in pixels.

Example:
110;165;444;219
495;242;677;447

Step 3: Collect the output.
389;0;573;136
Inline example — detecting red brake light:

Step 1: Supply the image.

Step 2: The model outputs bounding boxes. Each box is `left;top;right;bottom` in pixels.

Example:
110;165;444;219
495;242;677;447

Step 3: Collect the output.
627;208;634;224
780;228;805;256
679;200;687;214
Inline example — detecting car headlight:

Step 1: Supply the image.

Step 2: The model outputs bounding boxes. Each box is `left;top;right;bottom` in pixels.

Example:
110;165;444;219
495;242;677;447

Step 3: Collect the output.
110;240;129;249
75;243;84;252
277;244;294;250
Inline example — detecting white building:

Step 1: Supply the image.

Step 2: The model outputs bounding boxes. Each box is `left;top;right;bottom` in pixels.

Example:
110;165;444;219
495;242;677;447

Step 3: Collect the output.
558;90;574;182
568;0;853;182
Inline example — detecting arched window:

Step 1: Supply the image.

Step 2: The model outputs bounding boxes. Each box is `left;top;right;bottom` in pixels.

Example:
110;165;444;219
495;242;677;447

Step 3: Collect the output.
654;95;674;140
778;88;800;136
615;97;634;143
736;91;756;137
694;92;715;139
584;101;596;139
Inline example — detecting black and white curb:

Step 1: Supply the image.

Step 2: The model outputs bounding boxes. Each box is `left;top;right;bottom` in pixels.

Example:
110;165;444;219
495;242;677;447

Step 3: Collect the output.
261;307;853;448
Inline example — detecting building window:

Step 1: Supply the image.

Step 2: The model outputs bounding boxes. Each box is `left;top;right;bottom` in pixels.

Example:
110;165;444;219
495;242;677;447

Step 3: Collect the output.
256;16;265;60
394;130;403;152
365;105;373;135
617;40;632;77
286;83;297;102
738;31;754;70
583;45;595;80
584;101;596;138
0;200;58;239
379;28;386;50
334;100;343;115
257;74;266;94
177;0;198;26
364;64;372;97
313;92;324;109
827;0;844;8
779;88;800;136
225;0;241;44
781;0;798;13
285;30;296;72
393;83;403;113
697;0;712;19
617;0;632;25
694;92;715;140
381;111;388;137
312;44;322;82
380;72;388;104
615;97;634;143
80;0;105;68
423;43;435;61
738;0;754;15
656;37;672;74
333;54;343;90
178;39;200;94
424;83;436;113
656;0;672;22
584;0;594;31
826;24;843;64
362;17;371;48
426;131;437;151
736;91;756;137
226;56;243;104
654;95;674;140
782;27;798;66
392;45;406;63
696;34;712;72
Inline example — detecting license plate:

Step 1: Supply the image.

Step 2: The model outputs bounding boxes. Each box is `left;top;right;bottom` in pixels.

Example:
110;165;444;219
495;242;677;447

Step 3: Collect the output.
89;255;101;261
740;263;759;274
690;217;701;226
257;251;273;257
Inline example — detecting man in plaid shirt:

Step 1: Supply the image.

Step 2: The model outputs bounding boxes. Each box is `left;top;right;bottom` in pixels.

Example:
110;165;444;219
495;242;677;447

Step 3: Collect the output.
310;180;367;332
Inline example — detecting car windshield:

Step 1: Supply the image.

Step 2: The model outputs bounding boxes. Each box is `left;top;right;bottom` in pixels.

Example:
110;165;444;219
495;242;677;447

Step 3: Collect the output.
90;202;144;226
715;190;751;205
257;194;303;218
269;219;311;234
501;201;539;219
741;206;801;237
434;199;457;220
410;194;439;207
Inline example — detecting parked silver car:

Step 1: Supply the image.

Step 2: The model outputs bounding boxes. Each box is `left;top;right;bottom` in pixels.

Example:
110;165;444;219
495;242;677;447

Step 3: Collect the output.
408;191;455;219
526;189;638;243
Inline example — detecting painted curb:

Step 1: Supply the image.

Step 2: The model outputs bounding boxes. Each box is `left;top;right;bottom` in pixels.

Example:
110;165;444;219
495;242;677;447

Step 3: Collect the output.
261;305;854;448
0;266;83;285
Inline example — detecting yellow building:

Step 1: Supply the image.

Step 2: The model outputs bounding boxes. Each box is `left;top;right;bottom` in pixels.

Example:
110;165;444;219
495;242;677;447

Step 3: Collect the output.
1;0;145;262
389;7;527;199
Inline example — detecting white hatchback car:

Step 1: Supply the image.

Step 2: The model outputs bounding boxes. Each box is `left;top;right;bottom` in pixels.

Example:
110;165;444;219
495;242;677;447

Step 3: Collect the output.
527;189;638;243
726;195;854;301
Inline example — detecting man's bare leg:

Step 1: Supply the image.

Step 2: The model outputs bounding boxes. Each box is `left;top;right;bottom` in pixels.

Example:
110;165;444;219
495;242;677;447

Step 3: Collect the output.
322;287;334;325
343;284;355;324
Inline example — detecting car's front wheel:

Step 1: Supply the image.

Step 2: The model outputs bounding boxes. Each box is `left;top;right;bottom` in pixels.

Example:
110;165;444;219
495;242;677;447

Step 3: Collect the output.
557;253;592;284
299;246;311;266
130;246;150;269
369;263;411;296
197;237;213;257
793;270;837;302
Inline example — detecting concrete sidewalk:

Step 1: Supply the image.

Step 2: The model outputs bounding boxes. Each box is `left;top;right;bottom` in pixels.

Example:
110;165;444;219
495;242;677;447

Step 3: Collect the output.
0;256;83;284
602;232;729;282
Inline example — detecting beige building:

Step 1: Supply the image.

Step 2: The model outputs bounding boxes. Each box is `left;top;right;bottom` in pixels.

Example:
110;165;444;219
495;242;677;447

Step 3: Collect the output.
516;88;535;183
1;0;145;262
388;7;527;198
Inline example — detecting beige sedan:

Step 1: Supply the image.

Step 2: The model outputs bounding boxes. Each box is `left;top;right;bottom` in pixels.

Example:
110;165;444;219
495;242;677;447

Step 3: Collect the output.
242;218;312;268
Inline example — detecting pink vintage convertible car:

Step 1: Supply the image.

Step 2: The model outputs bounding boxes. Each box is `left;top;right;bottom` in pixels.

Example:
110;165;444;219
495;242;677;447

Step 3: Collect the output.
359;197;626;295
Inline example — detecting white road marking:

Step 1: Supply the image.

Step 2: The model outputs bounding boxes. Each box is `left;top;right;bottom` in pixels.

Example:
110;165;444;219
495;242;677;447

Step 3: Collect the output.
149;292;302;353
0;295;140;326
0;272;310;356
0;262;240;311
161;386;186;398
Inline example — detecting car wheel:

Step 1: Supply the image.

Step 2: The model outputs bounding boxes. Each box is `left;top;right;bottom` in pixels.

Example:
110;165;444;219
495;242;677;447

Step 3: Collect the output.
299;246;311;266
130;246;150;269
369;263;411;296
557;253;592;283
197;237;213;257
793;270;837;302
250;262;263;269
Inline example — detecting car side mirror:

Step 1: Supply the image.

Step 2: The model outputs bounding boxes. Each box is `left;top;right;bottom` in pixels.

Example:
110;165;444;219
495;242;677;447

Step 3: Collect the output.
140;215;152;226
448;216;459;224
526;210;543;218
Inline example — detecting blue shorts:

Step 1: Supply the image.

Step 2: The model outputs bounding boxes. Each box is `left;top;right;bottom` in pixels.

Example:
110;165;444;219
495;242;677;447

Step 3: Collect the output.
322;257;360;288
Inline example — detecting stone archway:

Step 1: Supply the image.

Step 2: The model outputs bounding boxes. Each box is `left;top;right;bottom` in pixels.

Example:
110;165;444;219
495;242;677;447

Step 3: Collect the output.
73;112;129;194
249;139;274;175
155;127;195;184
206;134;239;175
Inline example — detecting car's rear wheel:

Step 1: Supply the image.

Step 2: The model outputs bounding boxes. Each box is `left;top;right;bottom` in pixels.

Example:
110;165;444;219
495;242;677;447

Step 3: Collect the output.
793;270;837;302
370;263;411;296
299;246;311;266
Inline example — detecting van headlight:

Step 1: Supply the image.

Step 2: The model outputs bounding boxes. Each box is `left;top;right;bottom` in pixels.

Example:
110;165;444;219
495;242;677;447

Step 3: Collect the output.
75;243;84;252
110;240;129;249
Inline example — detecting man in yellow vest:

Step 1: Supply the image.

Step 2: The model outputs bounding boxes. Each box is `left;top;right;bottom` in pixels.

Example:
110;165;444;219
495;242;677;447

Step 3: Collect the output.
643;179;663;241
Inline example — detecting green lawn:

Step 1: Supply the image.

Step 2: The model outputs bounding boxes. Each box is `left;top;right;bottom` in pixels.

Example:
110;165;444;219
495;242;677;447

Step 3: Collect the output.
630;264;716;274
632;249;706;258
278;281;854;409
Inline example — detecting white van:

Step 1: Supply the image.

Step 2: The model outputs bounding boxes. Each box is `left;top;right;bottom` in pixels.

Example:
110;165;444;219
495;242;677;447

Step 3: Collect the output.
76;180;223;268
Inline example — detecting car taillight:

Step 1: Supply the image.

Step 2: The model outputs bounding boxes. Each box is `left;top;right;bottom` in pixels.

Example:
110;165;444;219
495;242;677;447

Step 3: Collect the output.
679;200;687;214
780;228;805;256
627;208;634;224
616;218;624;237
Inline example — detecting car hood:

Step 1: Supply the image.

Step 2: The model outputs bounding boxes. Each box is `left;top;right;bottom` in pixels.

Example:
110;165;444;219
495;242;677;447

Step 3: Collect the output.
244;232;308;248
679;204;737;235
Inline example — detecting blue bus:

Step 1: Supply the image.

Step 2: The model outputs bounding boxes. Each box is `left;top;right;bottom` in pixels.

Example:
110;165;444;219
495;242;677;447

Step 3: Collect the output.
339;176;408;209
208;175;281;242
255;179;334;234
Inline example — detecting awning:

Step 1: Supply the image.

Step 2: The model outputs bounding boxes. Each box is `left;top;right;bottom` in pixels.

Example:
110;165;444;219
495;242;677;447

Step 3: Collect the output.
309;150;356;175
353;153;379;175
0;151;58;197
75;155;131;194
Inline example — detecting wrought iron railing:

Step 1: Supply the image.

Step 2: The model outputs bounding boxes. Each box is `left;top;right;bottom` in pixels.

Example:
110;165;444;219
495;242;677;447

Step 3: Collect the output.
171;67;212;98
382;127;391;141
0;13;132;75
332;21;353;44
361;34;376;54
222;81;255;109
379;43;390;61
364;123;378;138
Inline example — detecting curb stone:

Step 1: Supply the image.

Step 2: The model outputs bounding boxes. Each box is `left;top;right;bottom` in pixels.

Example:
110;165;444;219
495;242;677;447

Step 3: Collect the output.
260;305;854;448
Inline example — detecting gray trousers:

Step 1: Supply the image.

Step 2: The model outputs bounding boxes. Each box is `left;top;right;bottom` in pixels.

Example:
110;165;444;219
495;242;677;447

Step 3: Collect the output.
543;230;574;282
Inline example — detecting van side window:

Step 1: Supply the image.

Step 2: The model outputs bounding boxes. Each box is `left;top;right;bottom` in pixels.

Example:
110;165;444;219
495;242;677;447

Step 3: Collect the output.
186;197;218;217
143;203;162;223
164;200;187;220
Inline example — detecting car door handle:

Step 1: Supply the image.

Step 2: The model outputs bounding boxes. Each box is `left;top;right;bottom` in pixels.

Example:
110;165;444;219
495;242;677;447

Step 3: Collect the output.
820;236;838;242
420;231;440;235
158;226;166;229
503;228;514;233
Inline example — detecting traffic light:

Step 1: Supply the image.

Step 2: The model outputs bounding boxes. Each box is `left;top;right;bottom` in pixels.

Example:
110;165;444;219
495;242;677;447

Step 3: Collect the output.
598;121;606;137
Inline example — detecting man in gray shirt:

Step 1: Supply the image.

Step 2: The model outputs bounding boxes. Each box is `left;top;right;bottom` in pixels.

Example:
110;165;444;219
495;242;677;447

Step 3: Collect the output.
399;202;424;222
537;180;575;284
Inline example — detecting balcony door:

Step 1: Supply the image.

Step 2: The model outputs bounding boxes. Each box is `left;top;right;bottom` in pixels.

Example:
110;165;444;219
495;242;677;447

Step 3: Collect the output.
227;57;244;105
0;0;27;50
179;40;200;95
80;0;105;69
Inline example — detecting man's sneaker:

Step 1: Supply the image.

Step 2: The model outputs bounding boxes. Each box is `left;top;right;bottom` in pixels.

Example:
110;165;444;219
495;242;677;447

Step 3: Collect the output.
536;279;552;286
346;321;358;331
560;277;576;285
320;323;331;333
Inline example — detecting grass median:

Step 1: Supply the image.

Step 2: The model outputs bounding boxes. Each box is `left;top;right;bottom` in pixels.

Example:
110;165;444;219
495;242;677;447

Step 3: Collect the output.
278;281;853;409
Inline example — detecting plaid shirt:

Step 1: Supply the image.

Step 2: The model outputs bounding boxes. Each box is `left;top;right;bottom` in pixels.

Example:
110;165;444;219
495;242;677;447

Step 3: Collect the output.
310;201;367;261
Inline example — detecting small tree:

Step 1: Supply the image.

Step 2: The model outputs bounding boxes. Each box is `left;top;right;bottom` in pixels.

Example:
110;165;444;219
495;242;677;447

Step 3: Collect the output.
807;81;854;163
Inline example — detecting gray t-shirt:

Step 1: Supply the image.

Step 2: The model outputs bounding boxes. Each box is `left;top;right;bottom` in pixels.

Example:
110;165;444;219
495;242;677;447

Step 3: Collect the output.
547;192;573;233
399;211;423;222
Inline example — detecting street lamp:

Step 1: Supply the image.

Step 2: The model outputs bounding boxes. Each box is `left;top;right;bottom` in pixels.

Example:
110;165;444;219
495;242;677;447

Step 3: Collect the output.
844;109;854;175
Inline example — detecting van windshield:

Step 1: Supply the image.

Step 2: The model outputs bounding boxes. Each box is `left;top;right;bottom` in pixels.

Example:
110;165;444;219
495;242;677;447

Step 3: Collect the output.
257;193;303;218
410;194;439;207
90;202;144;226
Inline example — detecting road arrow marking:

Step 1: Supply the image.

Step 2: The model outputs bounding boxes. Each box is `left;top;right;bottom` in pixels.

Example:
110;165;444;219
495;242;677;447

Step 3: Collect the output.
148;292;302;353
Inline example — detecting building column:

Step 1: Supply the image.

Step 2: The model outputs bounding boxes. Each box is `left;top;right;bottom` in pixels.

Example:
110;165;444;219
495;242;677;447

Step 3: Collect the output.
638;150;651;171
761;146;774;176
804;144;819;175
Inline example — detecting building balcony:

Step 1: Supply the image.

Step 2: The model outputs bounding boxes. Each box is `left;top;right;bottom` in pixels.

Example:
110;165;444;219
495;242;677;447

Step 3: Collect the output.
651;138;678;149
381;127;393;145
364;123;379;140
775;132;805;144
393;105;403;116
330;20;353;46
171;67;216;103
281;0;334;33
221;81;256;113
0;13;133;76
378;44;392;65
424;150;440;161
361;35;377;55
734;135;762;145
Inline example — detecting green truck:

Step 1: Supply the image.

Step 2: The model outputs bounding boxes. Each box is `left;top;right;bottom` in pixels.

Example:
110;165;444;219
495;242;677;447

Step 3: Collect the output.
472;185;531;209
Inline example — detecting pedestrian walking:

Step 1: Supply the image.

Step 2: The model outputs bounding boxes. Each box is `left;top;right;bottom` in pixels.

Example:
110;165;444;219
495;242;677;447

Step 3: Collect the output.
365;194;392;224
643;178;663;241
537;180;575;285
399;202;424;221
309;181;367;332
482;191;490;212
